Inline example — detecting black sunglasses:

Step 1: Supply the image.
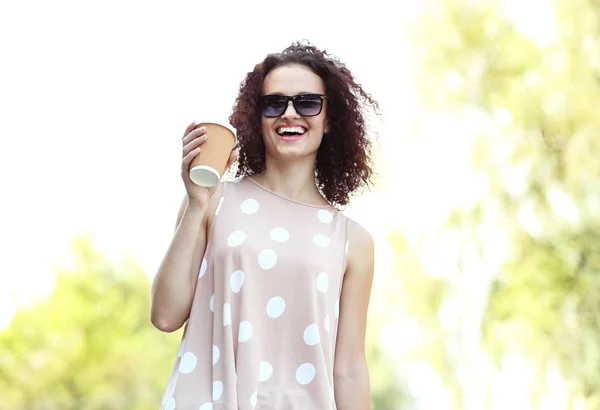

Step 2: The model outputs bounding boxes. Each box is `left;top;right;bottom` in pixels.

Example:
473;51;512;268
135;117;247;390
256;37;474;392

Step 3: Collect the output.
258;93;326;118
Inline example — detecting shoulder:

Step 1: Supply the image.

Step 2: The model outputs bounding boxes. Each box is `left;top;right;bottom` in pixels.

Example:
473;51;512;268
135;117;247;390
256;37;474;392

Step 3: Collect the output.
344;218;374;275
348;218;373;248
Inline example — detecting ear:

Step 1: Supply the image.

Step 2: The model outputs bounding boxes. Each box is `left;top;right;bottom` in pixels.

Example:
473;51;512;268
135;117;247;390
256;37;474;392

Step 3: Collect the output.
324;120;330;134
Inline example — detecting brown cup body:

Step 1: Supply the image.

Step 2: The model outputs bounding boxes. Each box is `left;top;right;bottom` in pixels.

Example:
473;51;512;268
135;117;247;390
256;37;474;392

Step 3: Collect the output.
189;122;236;187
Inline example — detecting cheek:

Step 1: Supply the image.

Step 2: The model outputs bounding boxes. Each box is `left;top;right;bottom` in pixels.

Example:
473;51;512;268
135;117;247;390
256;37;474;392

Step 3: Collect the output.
261;117;273;135
309;117;327;134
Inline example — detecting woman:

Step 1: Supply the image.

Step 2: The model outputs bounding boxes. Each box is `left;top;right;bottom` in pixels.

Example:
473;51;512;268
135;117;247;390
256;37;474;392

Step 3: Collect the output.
152;42;378;410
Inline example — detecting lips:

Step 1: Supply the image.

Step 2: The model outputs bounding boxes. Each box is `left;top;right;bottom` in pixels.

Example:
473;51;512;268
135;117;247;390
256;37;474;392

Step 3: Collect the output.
276;126;307;135
280;133;304;142
276;124;307;141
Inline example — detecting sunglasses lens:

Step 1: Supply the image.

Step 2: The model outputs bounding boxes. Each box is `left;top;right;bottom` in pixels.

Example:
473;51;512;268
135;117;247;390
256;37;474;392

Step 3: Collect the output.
259;94;324;117
260;96;287;117
295;95;322;116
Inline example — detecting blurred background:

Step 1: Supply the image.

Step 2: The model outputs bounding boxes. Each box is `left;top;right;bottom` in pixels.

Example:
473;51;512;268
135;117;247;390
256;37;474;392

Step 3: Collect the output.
1;0;599;408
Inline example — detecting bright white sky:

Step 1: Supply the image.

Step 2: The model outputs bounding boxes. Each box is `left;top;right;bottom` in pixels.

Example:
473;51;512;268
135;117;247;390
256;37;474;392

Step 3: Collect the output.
0;1;564;409
0;2;448;407
0;0;424;320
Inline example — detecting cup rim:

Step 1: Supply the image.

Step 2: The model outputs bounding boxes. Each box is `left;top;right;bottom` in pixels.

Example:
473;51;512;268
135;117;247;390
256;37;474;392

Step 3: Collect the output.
189;165;221;187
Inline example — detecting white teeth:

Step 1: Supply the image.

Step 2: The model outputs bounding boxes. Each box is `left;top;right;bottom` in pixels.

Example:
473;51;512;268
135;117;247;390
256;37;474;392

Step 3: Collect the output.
277;126;306;135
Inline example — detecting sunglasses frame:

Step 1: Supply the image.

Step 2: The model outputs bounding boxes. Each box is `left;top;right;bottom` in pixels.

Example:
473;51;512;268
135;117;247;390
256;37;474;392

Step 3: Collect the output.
258;93;327;118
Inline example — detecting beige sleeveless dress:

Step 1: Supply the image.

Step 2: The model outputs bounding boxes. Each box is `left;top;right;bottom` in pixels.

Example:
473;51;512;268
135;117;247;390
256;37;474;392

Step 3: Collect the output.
161;177;351;409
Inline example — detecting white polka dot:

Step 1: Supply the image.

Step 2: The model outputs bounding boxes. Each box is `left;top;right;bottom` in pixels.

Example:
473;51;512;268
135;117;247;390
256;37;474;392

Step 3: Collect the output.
215;196;225;216
241;198;259;214
270;227;290;243
210;294;215;312
179;352;197;374
177;339;185;357
231;270;245;293
239;321;253;342
296;363;316;385
212;345;220;366
303;324;320;345
266;296;286;318
223;303;231;326
259;361;273;382
324;315;330;333
316;272;328;293
250;392;258;408
335;299;340;318
199;258;208;278
199;403;213;410
258;249;277;270
213;381;223;400
227;230;246;247
345;240;349;255
318;209;333;223
313;234;331;248
164;397;176;410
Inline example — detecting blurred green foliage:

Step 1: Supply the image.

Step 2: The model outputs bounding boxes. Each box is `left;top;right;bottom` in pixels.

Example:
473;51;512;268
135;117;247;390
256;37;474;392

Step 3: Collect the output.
367;335;407;410
0;236;181;410
405;0;600;407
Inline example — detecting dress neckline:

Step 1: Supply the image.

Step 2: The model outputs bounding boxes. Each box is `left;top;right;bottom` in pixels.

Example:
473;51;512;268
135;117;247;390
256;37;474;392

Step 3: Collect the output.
245;176;335;210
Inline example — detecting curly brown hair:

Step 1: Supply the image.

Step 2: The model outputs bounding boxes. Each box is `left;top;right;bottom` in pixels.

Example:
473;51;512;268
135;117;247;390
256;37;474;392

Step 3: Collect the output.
229;41;379;207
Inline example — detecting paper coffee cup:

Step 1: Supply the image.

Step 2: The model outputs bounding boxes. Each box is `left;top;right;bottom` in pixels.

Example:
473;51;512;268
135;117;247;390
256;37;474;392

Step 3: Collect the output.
189;121;237;187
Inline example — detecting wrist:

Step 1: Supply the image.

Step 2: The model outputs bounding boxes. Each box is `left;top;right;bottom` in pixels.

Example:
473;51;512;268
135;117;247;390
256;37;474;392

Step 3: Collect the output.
186;198;208;213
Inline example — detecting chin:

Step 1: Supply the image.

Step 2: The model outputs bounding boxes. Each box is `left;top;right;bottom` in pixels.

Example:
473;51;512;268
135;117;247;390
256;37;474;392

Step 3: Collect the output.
266;134;321;160
274;147;316;160
269;143;318;161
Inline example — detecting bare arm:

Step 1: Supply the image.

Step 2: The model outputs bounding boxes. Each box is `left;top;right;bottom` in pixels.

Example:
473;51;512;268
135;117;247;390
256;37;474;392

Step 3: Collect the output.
150;188;221;332
150;121;238;333
333;221;375;409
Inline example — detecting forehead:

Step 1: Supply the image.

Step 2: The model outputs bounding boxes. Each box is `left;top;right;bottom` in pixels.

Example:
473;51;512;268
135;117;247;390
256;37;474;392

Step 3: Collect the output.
262;64;325;95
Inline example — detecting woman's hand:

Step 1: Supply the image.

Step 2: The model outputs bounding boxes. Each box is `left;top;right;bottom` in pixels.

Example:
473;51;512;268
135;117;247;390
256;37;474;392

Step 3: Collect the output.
180;121;239;207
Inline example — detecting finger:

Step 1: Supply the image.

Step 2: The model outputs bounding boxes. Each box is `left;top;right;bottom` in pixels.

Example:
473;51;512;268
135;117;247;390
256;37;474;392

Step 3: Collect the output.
183;127;207;145
182;147;201;165
183;121;197;138
183;126;206;144
182;134;208;157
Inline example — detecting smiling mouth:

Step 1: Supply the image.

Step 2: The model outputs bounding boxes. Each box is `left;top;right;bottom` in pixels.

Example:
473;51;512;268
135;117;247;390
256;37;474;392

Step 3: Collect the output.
276;126;307;138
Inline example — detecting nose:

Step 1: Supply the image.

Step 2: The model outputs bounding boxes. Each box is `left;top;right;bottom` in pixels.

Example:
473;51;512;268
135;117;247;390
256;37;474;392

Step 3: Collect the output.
281;100;299;119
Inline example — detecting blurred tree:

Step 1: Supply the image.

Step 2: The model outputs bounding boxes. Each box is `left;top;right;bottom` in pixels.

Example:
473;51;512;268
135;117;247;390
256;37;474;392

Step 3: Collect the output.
409;0;600;408
0;235;181;410
365;272;409;410
385;229;467;410
367;326;408;410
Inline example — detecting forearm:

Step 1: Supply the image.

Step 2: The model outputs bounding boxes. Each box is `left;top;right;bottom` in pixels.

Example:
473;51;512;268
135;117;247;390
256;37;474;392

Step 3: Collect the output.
334;360;371;410
151;202;207;332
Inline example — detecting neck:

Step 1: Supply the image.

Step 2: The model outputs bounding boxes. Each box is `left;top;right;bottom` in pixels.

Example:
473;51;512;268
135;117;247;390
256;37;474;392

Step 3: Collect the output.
253;155;328;206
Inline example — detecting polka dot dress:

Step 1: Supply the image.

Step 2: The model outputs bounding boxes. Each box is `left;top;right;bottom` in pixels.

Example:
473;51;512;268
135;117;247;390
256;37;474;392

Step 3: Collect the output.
161;177;351;410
